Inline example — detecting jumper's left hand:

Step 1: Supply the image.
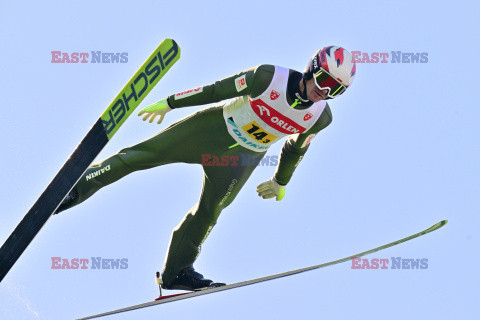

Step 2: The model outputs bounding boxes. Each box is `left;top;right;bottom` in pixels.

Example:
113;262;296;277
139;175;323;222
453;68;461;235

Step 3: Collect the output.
256;178;286;201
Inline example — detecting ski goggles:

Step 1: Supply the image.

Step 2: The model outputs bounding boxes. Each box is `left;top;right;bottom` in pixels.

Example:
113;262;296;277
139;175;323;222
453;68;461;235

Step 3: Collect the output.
313;68;347;99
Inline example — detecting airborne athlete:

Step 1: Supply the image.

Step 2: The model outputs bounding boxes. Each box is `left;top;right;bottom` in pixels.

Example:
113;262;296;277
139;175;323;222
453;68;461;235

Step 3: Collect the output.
55;46;357;291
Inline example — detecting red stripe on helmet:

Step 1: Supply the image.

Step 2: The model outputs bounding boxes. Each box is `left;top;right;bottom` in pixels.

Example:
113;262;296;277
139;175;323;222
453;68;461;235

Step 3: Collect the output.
350;63;356;78
334;48;345;67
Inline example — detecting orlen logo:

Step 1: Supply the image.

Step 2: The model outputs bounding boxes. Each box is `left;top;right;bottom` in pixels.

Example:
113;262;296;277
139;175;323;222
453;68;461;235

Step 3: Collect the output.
249;98;305;134
270;90;280;100
304;112;313;121
235;74;247;92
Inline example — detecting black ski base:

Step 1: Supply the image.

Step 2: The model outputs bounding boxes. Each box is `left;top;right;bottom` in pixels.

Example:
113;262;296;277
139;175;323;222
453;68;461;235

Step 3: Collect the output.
0;119;108;282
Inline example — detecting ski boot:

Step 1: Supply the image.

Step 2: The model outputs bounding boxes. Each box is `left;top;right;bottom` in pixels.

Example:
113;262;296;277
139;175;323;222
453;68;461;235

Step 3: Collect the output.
160;266;226;292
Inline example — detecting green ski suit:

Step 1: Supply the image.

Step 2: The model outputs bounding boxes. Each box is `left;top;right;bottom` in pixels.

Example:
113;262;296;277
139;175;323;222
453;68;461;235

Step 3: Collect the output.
63;64;332;286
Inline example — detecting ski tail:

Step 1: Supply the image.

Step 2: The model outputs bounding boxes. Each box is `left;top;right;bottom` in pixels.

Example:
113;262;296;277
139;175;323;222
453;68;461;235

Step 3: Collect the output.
0;39;180;282
77;220;447;320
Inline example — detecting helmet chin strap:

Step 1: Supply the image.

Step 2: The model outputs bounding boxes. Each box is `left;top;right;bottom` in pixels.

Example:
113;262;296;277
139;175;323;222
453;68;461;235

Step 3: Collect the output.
302;77;308;98
295;77;310;103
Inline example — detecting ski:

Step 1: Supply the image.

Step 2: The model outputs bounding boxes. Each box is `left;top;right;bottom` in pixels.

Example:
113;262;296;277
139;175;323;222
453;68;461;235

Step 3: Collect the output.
0;39;180;282
77;220;447;320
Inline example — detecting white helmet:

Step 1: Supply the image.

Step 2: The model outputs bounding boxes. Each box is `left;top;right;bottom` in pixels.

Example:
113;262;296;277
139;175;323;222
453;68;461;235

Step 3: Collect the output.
304;46;356;99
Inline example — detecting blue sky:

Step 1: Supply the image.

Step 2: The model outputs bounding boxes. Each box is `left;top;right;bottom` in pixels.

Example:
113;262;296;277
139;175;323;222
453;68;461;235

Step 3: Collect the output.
0;0;478;319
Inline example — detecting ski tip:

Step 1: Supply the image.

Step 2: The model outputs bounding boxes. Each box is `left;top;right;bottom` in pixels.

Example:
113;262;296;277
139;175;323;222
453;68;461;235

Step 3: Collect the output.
163;39;181;56
430;220;448;231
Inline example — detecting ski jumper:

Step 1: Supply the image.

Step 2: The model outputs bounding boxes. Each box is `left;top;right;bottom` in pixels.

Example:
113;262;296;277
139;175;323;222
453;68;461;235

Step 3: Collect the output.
64;64;333;286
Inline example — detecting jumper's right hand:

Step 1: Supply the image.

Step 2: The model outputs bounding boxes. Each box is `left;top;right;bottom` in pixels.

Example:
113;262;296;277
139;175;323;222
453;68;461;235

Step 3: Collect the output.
138;98;172;124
